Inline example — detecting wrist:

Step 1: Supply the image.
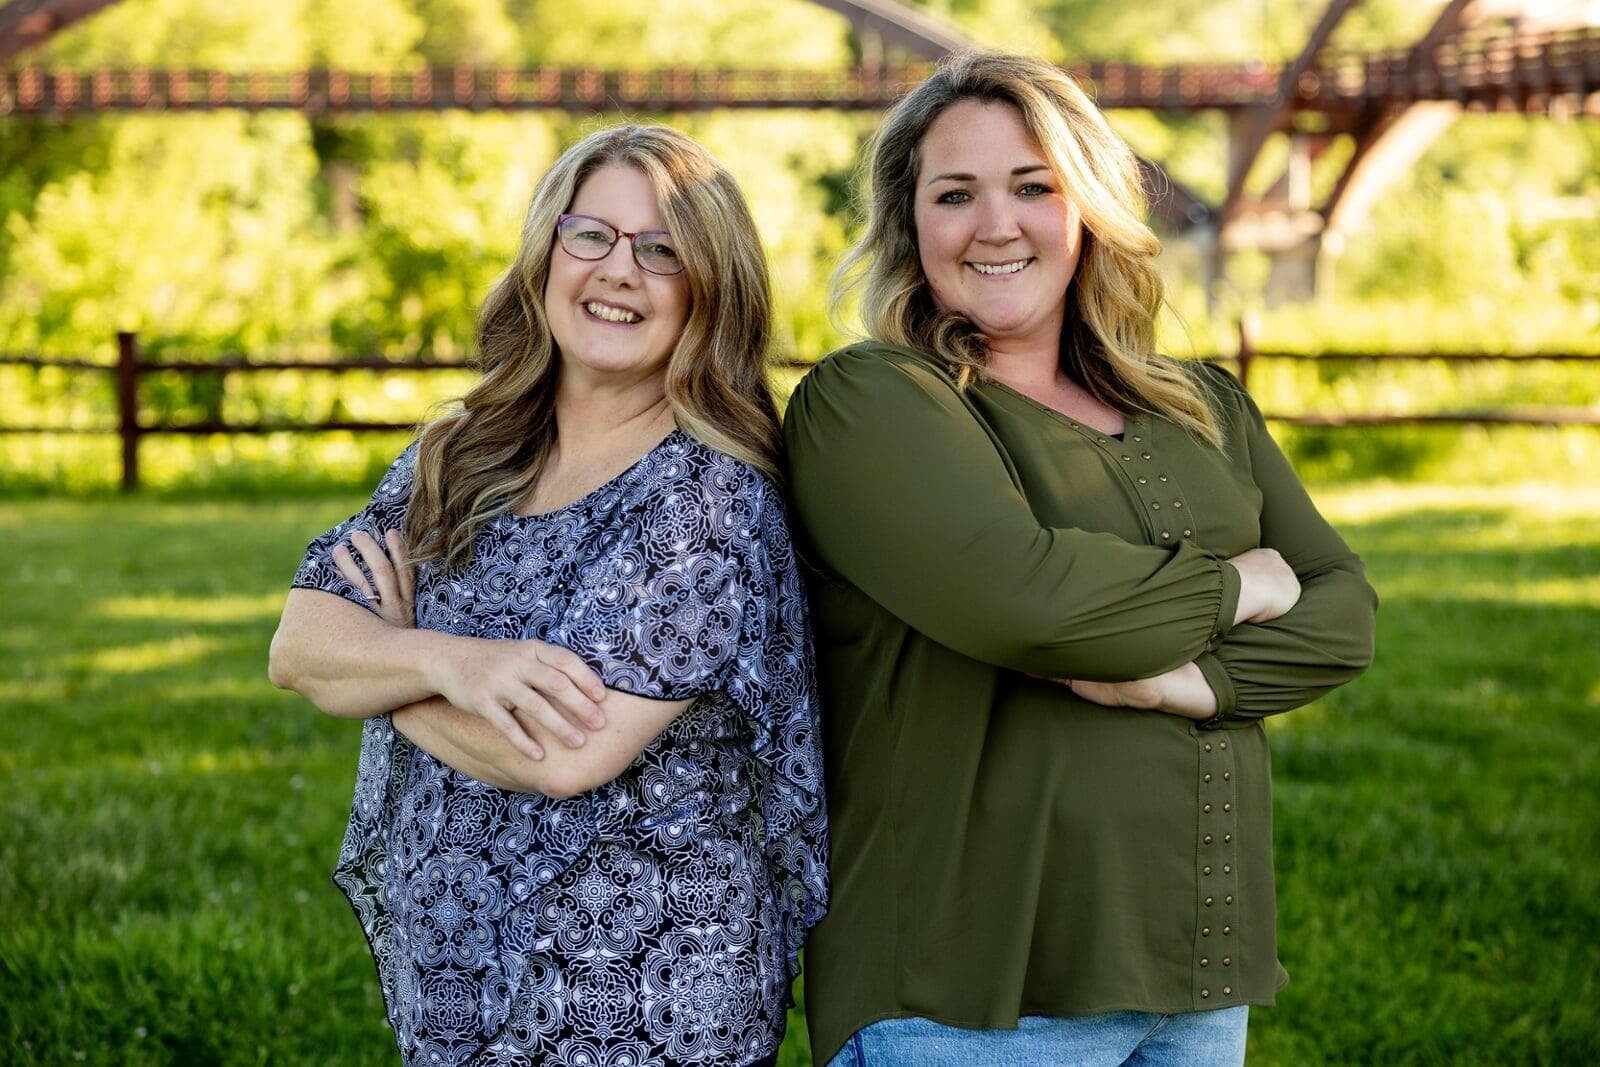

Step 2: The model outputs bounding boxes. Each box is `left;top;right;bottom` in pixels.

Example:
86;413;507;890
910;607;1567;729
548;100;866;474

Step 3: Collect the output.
1228;564;1256;626
402;628;461;697
1164;661;1218;721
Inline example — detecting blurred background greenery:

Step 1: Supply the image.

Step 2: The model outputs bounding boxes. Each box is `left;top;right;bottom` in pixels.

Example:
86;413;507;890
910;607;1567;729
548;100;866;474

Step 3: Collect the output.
1;0;1597;493
2;1;1597;1064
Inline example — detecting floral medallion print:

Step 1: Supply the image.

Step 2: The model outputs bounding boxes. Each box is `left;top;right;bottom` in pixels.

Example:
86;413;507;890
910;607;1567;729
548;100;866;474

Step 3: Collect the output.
293;431;828;1066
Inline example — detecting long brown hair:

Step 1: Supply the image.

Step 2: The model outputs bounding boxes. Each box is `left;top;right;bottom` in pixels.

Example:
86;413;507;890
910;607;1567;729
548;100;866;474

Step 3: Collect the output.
835;50;1223;447
404;125;778;571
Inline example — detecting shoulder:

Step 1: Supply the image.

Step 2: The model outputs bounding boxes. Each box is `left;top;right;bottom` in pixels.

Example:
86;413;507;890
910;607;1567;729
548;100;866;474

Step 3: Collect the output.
367;439;422;510
1171;357;1256;425
640;431;789;544
1173;357;1246;402
785;341;973;451
791;341;956;402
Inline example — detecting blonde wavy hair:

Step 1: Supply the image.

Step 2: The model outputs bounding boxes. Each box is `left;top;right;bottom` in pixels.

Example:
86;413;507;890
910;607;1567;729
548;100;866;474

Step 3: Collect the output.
405;124;778;571
834;49;1222;447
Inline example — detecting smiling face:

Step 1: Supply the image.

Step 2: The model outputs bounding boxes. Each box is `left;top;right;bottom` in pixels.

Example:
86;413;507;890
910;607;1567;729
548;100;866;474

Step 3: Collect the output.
544;163;691;387
913;98;1083;351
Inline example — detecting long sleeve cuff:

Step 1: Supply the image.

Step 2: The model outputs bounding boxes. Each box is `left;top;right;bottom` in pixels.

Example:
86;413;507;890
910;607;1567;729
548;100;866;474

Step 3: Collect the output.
1193;651;1238;726
1211;559;1241;648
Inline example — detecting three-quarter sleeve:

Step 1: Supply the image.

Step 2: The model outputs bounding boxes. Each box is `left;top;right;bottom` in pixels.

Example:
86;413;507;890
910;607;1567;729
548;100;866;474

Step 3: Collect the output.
1194;367;1378;721
783;344;1239;681
292;443;418;612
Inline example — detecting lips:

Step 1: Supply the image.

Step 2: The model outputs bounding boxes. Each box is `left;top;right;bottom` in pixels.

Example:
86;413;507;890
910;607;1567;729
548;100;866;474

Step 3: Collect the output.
968;258;1034;276
583;299;643;324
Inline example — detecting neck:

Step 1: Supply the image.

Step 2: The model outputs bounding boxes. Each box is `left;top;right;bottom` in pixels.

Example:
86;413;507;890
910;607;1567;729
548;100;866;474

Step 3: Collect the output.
983;334;1063;392
553;366;674;455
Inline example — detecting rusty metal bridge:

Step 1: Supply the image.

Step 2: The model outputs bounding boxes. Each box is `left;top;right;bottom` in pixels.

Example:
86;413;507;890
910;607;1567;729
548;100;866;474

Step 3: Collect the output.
2;0;1597;298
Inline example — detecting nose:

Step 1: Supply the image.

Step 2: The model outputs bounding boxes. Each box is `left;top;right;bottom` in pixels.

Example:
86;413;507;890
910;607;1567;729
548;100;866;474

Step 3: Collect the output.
595;236;641;284
975;194;1022;245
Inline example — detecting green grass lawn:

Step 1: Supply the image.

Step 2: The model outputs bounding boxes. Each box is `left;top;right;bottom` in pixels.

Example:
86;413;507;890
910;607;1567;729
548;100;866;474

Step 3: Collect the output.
2;482;1597;1065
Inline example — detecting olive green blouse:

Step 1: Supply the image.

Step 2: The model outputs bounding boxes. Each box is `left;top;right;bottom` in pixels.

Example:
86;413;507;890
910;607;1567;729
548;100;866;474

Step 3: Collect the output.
782;343;1377;1065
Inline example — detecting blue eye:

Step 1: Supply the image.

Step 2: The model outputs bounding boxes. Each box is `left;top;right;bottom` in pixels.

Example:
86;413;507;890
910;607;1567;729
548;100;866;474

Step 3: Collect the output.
935;189;971;205
1018;182;1052;197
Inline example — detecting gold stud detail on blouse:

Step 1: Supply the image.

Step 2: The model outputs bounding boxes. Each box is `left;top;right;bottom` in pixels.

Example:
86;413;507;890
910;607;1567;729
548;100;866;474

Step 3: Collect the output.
1223;772;1231;781
1122;454;1132;461
1203;804;1213;813
1223;957;1232;967
1220;741;1228;750
1225;895;1234;904
1204;773;1212;782
1142;452;1152;460
1200;958;1209;967
1132;435;1142;442
1138;476;1149;484
1173;500;1183;508
1201;989;1211;998
1183;528;1193;537
1151;502;1161;510
1223;864;1232;874
1159;474;1169;482
1204;834;1213;844
1203;866;1212;875
1224;803;1232;812
1204;897;1213;907
1202;927;1211;936
1161;531;1171;539
1224;834;1232;843
1223;925;1232;935
1223;986;1232;995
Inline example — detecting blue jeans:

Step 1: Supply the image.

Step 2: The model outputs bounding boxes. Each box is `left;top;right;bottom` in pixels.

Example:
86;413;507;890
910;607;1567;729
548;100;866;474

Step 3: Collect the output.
828;1007;1249;1067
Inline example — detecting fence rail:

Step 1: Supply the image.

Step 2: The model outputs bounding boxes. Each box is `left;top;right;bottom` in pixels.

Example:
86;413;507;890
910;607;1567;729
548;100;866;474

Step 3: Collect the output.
1;330;1596;490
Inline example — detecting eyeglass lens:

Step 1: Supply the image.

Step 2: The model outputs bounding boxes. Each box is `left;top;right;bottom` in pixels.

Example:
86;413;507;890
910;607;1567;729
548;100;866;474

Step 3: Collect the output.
557;215;683;276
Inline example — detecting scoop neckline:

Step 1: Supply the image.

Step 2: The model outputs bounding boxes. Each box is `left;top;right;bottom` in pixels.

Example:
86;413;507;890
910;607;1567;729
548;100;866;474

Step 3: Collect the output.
504;427;686;523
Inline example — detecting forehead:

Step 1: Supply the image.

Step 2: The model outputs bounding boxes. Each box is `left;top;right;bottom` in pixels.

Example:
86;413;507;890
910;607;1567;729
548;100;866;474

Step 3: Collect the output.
568;163;668;231
919;99;1046;176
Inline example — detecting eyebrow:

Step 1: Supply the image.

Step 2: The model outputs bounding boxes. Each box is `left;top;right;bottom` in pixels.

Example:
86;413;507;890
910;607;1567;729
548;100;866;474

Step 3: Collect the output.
925;164;1050;185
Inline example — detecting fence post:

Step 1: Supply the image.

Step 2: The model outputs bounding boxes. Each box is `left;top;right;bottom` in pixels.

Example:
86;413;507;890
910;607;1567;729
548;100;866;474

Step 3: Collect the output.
1236;312;1257;391
117;330;140;491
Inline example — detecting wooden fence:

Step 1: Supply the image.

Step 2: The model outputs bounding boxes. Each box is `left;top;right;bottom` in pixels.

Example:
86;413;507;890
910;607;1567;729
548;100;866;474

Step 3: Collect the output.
1;328;1595;490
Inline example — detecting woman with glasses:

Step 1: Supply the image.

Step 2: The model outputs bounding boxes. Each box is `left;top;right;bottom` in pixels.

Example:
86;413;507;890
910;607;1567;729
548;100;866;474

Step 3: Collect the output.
784;51;1375;1066
268;125;827;1067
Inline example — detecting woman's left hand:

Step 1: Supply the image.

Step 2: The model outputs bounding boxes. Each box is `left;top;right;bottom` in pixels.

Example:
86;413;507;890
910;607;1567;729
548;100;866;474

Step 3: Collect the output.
331;528;416;629
1063;662;1217;721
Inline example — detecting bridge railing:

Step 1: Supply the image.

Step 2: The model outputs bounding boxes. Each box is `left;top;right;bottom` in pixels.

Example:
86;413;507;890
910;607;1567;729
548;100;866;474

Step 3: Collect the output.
3;26;1595;116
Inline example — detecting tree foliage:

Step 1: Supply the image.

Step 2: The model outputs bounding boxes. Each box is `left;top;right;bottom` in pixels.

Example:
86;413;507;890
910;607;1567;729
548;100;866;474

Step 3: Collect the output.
0;0;1594;367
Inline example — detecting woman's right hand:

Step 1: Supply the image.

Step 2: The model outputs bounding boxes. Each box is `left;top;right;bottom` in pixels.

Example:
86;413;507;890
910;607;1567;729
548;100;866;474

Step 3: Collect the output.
1227;547;1301;625
425;636;609;762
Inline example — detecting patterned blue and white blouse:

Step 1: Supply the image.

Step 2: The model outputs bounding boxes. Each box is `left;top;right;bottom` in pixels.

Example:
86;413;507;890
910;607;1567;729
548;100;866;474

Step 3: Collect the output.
292;429;829;1067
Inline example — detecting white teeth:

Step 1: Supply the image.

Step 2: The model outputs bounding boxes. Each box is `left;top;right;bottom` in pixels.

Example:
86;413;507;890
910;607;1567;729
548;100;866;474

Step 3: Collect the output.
971;259;1030;275
585;301;640;323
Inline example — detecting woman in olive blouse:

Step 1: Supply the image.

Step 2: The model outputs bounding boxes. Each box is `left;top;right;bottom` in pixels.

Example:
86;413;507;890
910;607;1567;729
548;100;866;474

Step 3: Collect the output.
784;51;1377;1066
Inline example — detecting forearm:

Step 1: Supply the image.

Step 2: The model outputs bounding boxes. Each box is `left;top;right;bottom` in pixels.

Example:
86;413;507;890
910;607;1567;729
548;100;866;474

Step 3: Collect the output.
1198;561;1378;720
392;697;541;793
268;588;454;718
393;687;694;799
